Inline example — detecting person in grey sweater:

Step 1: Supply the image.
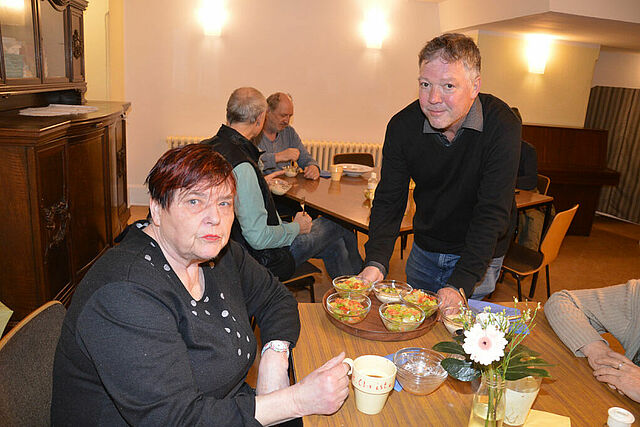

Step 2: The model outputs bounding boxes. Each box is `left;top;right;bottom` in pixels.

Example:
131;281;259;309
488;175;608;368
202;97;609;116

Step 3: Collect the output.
545;279;640;402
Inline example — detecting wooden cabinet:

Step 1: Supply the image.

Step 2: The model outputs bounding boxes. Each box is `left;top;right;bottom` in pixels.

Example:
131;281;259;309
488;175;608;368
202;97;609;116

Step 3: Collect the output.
0;102;130;322
1;0;88;96
0;1;130;325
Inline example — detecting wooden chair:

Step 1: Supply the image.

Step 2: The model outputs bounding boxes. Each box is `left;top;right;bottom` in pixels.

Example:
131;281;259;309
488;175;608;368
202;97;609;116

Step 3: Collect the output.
537;174;551;195
282;261;321;302
0;301;66;426
501;204;579;300
332;152;374;167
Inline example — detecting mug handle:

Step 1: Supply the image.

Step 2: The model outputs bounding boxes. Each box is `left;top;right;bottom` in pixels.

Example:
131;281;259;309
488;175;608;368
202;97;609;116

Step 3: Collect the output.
343;358;353;375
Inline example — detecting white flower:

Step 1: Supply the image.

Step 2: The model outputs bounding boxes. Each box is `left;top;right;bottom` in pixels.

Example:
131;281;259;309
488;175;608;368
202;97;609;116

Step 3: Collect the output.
463;324;508;365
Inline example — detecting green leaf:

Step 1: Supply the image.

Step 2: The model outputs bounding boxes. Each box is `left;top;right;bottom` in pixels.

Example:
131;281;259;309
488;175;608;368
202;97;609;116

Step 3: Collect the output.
441;358;481;381
433;341;466;356
505;367;551;381
508;357;553;368
513;344;541;358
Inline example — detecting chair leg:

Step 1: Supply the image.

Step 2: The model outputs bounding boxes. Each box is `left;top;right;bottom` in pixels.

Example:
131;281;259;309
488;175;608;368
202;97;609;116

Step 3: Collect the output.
545;265;551;298
498;269;505;283
515;275;522;301
528;272;539;299
309;279;315;303
400;234;407;259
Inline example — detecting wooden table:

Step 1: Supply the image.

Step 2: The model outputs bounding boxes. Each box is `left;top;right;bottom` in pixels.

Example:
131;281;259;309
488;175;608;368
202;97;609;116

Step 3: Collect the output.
283;175;554;256
292;302;640;426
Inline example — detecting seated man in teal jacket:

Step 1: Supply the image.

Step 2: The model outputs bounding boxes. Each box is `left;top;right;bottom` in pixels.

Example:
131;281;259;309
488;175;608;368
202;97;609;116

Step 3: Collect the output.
203;87;362;281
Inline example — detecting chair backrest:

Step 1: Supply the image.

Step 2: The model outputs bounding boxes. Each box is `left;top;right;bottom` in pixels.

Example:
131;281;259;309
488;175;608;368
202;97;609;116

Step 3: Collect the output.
332;152;374;167
540;204;579;267
537;174;551;195
0;301;66;426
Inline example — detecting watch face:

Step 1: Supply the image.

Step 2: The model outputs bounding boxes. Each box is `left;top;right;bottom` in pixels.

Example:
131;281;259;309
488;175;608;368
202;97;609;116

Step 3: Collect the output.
270;341;288;352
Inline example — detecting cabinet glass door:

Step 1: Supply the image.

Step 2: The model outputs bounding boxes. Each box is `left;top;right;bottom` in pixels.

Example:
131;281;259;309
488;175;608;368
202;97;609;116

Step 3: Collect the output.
0;0;38;81
39;0;67;80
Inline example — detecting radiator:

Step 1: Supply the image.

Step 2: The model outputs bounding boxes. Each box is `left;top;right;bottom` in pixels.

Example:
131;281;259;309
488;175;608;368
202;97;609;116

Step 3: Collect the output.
302;140;382;171
166;136;206;149
165;136;383;171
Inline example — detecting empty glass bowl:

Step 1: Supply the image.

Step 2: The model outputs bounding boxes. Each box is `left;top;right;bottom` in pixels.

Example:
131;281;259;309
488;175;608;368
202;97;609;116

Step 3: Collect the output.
372;280;413;304
393;347;448;395
325;292;371;325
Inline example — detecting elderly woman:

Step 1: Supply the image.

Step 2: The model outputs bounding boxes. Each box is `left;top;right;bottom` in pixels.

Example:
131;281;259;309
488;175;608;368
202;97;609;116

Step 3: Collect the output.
51;145;349;426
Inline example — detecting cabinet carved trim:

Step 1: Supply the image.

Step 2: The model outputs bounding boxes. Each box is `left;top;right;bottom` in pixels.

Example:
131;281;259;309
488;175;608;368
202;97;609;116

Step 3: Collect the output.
116;146;126;178
72;30;83;60
42;199;70;263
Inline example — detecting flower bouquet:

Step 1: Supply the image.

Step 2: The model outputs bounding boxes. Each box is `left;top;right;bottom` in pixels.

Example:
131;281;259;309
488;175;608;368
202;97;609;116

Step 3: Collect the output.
432;302;551;427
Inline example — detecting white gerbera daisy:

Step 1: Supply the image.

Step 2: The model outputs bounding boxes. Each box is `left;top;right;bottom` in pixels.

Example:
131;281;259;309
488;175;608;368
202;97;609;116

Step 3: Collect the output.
463;324;508;365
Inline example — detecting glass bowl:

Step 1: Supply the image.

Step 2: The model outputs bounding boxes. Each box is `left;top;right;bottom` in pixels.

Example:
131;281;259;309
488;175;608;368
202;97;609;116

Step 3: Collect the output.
393;347;448;395
379;302;425;332
332;275;373;296
325;292;371;325
440;306;473;336
372;280;413;304
283;165;298;177
401;289;440;318
269;178;292;196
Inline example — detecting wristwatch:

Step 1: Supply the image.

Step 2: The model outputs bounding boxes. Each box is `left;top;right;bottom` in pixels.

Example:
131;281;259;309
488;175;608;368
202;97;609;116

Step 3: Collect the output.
261;340;290;358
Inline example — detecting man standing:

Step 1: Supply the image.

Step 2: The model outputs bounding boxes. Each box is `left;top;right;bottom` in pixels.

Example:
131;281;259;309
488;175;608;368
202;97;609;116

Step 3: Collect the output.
259;92;320;180
204;88;362;281
360;34;521;308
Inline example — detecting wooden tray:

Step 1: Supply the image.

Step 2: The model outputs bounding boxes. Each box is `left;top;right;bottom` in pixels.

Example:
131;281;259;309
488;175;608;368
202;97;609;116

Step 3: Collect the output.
322;289;437;342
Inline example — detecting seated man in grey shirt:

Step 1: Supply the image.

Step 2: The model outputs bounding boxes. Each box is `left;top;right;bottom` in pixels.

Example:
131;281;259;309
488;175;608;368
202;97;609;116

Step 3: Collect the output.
545;279;640;402
258;92;320;180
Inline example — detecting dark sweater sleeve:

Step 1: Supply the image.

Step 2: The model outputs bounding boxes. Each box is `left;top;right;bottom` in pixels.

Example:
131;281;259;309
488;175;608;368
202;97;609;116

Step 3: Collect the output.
76;283;262;427
230;242;300;346
364;116;412;274
448;107;521;294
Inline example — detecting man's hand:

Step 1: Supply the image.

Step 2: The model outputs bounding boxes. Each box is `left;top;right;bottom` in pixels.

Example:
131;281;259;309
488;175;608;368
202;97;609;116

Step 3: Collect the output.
592;351;640;403
275;148;300;163
264;170;285;185
256;346;290;395
359;265;384;284
293;212;312;234
437;287;465;310
290;352;350;417
303;165;320;180
580;340;612;370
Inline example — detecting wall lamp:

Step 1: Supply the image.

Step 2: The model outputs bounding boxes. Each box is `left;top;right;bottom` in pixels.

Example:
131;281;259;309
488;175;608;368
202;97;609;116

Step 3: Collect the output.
197;0;227;36
526;34;553;74
361;8;389;49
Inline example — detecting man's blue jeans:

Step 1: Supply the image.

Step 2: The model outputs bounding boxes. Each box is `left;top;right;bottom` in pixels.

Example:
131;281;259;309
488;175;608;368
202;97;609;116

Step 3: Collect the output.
405;243;504;300
289;217;363;279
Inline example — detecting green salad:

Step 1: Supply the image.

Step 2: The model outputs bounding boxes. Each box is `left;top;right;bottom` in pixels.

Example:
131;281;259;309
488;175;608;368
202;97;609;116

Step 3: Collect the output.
403;290;439;317
381;304;424;332
327;297;368;324
335;277;369;292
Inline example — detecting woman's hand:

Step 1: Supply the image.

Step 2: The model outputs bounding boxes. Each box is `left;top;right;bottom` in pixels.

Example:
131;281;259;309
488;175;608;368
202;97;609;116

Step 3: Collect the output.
592;351;640;402
290;352;351;416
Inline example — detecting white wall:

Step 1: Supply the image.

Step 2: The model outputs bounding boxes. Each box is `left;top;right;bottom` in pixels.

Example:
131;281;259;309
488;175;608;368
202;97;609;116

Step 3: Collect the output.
84;0;109;100
124;0;440;204
592;50;640;89
476;31;600;126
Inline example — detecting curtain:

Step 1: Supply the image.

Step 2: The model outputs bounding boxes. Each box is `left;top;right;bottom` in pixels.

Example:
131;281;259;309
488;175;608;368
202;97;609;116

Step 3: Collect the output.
584;86;640;224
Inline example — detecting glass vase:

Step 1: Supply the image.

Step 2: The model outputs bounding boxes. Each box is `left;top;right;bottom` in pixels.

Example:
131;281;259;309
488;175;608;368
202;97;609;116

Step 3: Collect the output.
468;372;506;427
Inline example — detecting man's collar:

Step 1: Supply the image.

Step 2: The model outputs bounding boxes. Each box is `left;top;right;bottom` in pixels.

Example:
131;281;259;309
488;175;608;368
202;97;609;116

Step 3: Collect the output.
422;96;483;135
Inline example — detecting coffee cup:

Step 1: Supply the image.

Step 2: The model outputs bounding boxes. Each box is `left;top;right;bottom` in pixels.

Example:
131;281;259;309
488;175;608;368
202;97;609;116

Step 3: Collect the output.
343;355;397;415
330;165;343;181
